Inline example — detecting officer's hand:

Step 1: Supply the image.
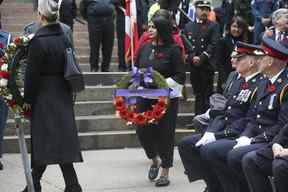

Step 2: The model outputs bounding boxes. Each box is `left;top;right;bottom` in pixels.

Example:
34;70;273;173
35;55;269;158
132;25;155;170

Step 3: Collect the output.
195;132;216;147
192;56;201;66
233;136;251;149
273;143;284;158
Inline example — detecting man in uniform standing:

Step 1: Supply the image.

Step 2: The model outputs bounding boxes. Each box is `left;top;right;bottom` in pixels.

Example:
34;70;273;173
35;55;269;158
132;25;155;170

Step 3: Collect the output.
183;0;220;115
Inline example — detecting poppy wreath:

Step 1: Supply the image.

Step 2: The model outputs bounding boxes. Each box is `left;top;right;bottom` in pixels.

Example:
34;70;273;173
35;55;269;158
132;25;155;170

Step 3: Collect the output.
0;35;31;118
114;67;170;125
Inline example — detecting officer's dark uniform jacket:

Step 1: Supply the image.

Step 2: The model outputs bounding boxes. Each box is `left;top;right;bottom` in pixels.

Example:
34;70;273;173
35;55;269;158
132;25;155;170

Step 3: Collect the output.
207;73;263;139
240;68;288;144
183;19;220;70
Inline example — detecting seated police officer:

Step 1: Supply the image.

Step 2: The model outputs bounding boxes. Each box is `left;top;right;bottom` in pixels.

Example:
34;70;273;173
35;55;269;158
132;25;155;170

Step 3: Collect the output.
178;41;264;192
203;37;288;192
242;43;288;192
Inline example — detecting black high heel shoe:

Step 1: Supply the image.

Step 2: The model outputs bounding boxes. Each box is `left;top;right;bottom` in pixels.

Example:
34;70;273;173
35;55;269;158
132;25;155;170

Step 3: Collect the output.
64;184;82;192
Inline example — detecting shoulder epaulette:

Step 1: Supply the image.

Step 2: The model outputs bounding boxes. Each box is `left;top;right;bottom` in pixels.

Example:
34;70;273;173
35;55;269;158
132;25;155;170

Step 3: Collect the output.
280;84;288;104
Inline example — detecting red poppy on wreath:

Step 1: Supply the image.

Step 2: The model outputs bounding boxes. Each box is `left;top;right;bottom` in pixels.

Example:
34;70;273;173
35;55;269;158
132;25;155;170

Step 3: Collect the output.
13;37;21;45
267;83;276;93
119;109;128;120
114;96;126;110
0;43;4;49
152;108;165;120
114;96;168;125
0;71;9;79
8;99;17;107
144;110;153;120
135;114;146;125
241;82;249;90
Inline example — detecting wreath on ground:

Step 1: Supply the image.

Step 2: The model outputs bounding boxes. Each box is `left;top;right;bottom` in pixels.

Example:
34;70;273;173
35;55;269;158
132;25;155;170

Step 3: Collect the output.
113;66;170;125
0;35;31;118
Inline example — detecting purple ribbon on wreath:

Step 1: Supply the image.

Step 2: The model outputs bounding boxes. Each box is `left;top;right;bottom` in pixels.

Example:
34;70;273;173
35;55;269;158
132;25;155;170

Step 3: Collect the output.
130;66;153;87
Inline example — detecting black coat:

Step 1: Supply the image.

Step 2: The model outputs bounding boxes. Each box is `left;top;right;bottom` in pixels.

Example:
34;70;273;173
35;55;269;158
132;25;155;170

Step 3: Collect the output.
213;35;238;91
24;23;83;165
59;0;77;29
183;20;220;71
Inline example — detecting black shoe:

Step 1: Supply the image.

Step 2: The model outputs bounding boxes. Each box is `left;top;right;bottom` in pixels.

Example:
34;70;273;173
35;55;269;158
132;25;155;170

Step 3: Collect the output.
155;176;170;187
0;161;3;170
148;164;160;181
101;68;109;72
64;184;82;192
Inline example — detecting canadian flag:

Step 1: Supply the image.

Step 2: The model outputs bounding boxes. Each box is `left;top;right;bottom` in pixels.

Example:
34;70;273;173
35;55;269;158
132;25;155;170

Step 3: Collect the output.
125;0;139;65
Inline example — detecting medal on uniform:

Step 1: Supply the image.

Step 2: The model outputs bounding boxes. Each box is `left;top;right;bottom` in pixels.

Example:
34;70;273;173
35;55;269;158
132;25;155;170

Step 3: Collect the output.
268;94;277;110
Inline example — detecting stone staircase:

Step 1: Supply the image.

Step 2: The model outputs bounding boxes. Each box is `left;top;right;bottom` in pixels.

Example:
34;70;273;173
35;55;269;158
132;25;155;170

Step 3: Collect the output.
1;0;195;153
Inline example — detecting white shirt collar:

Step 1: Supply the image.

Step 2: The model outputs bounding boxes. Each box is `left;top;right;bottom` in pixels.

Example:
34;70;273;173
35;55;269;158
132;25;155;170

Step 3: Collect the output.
270;68;285;84
245;72;260;82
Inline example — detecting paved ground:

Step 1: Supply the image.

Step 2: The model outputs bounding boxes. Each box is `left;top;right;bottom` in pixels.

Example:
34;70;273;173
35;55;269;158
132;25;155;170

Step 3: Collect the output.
0;148;205;192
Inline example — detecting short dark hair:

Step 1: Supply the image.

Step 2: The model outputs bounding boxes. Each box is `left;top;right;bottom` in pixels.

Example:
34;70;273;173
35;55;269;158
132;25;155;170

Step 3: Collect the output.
152;15;174;45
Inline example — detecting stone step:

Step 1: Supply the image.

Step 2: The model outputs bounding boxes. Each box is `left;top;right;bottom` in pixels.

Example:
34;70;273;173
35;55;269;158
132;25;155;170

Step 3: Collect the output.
4;113;195;136
82;72;192;86
75;46;119;55
3;129;196;153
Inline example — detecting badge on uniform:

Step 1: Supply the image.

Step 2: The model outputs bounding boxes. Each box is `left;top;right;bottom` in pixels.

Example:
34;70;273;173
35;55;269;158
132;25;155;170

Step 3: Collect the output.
236;89;252;103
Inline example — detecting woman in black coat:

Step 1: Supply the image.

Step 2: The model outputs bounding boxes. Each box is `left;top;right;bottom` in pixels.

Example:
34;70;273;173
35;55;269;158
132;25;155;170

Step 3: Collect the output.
136;15;186;187
22;1;82;192
213;16;249;93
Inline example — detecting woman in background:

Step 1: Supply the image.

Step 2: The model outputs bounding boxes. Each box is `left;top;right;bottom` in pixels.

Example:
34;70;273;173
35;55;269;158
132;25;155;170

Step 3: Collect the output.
213;16;249;93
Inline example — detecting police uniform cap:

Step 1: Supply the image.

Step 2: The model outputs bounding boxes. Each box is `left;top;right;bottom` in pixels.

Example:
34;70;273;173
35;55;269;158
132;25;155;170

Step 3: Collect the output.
232;41;265;58
194;0;211;9
261;36;288;61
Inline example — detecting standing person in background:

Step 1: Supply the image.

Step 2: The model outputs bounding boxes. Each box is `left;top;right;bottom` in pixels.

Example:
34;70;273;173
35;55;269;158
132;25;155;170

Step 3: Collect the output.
136;15;186;187
80;0;115;72
59;0;77;31
233;0;254;43
277;0;288;9
21;0;83;191
136;0;150;36
183;0;220;115
263;8;288;41
213;16;249;93
112;0;127;72
251;0;277;44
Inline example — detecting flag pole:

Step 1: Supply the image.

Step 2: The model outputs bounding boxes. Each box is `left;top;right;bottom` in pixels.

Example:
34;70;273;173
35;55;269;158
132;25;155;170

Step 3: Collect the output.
130;0;134;68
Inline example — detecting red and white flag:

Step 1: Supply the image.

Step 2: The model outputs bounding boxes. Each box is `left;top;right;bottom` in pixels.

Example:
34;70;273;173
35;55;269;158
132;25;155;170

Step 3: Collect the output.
125;0;139;65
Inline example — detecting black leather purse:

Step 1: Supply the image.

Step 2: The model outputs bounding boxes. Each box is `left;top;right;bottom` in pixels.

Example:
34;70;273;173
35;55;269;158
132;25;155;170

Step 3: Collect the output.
62;32;85;93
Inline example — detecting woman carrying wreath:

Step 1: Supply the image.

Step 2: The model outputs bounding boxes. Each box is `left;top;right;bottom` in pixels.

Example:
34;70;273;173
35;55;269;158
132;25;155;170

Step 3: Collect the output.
135;15;186;187
21;0;82;191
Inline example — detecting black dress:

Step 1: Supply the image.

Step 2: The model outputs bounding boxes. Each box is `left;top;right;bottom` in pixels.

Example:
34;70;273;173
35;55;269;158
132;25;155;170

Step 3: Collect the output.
135;42;186;168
